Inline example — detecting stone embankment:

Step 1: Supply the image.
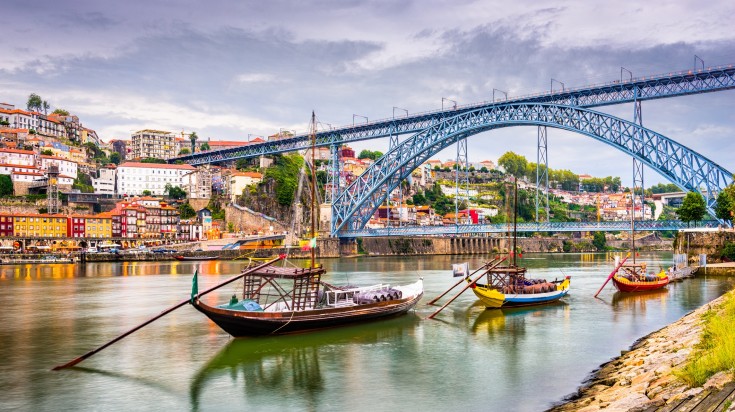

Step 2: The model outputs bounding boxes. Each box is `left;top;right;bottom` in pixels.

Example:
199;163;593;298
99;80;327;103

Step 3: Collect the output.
549;293;735;412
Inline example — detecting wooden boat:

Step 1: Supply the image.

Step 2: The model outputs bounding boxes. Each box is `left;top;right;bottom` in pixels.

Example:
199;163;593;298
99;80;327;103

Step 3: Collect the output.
191;264;424;336
611;262;669;293
468;264;570;308
175;255;218;261
1;255;75;265
191;112;423;336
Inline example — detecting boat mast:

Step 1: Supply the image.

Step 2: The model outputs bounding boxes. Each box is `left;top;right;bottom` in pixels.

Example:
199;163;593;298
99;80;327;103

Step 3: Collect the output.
309;111;317;268
513;178;518;267
630;191;635;264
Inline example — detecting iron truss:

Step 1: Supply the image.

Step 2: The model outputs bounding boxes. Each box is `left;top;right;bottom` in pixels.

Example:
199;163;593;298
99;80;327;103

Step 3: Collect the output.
172;65;735;166
331;103;733;235
340;220;720;238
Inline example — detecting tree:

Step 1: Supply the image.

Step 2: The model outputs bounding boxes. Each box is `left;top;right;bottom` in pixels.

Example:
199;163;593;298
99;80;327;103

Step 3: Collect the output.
178;202;196;219
480;167;489;173
140;157;166;164
0;175;13;196
142;190;152;196
676;191;707;226
235;158;250;170
498;151;528;178
109;152;121;165
189;132;198;153
178;148;191;155
26;93;43;112
42;100;50;115
164;183;187;200
358;150;383;160
200;142;210;151
41;149;54;156
715;187;734;223
592;232;606;251
52;108;70;116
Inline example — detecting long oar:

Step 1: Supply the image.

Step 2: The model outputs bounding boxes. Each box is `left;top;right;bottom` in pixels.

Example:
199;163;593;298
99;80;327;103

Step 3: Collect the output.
428;257;507;319
594;253;630;298
52;256;283;371
427;258;499;305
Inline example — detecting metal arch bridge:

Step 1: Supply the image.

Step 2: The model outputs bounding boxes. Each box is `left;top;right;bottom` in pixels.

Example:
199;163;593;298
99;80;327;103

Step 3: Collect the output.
173;64;735;165
340;220;719;238
331;103;733;234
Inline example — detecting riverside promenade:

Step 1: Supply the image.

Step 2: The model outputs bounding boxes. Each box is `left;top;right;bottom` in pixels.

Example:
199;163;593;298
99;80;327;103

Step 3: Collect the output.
549;288;735;412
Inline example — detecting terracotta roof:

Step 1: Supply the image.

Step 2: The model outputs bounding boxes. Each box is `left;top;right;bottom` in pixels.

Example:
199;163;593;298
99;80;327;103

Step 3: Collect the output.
0;148;35;155
119;162;195;170
11;171;43;176
0;163;38;169
231;171;263;178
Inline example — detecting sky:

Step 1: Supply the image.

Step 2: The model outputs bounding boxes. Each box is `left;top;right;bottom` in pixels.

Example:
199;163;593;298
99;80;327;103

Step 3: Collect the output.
2;0;734;187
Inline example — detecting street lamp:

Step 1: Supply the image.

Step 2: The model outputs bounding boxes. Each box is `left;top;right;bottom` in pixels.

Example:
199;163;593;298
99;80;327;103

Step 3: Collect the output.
492;88;507;102
442;97;457;111
393;106;408;119
353;114;368;126
550;78;565;93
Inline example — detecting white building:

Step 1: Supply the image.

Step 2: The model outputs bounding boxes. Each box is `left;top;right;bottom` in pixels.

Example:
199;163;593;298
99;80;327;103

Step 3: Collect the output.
0;148;36;167
93;164;117;194
0;104;38;131
229;171;263;203
117;162;195;196
39;155;78;178
181;167;212;199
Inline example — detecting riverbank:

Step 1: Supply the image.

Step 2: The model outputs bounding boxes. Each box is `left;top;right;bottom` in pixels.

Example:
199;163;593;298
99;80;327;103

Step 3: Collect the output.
548;291;735;412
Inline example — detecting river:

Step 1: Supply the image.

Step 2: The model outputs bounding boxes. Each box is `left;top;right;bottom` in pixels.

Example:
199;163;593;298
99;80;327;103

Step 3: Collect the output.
1;252;732;412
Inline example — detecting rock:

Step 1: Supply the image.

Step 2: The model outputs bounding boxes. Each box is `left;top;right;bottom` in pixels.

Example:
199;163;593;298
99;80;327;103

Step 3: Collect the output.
704;371;733;390
604;393;653;411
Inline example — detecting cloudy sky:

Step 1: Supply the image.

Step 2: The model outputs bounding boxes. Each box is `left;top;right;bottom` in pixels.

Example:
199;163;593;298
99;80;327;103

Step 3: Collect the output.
2;0;734;186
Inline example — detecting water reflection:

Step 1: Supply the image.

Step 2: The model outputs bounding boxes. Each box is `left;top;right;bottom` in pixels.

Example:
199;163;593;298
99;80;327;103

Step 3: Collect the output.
470;302;570;336
190;315;420;411
611;289;670;310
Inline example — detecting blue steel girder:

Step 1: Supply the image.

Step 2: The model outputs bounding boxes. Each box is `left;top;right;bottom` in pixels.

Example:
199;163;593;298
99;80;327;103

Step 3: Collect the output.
171;65;735;166
340;220;719;238
331;103;733;235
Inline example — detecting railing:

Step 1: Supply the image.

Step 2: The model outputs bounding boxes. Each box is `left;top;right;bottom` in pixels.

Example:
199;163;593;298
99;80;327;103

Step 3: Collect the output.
337;220;721;238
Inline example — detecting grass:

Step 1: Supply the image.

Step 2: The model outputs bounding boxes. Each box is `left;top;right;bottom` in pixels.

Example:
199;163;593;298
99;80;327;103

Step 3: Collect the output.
675;291;735;387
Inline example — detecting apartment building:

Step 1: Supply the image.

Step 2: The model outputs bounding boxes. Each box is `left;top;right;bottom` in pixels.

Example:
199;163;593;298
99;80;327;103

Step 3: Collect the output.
116;162;195;196
130;129;177;160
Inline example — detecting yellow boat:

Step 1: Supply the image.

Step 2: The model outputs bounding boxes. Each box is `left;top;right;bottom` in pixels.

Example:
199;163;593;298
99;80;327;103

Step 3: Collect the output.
468;265;571;309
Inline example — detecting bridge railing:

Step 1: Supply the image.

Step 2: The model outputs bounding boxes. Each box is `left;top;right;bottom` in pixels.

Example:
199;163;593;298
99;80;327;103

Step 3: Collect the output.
336;220;721;238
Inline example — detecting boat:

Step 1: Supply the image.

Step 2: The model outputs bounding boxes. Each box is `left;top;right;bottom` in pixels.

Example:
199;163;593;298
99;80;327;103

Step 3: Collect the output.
190;112;424;336
175;255;219;261
464;178;570;309
467;263;571;308
611;261;669;292
0;255;75;265
608;193;669;293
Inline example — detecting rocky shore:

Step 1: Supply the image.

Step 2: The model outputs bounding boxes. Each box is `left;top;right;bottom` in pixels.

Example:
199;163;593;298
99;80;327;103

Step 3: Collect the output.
549;292;734;412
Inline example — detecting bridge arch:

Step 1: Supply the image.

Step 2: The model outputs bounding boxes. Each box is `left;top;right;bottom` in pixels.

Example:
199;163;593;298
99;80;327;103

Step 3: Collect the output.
331;103;733;234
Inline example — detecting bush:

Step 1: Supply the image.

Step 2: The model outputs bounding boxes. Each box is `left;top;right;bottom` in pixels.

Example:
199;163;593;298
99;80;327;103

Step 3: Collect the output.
722;242;735;261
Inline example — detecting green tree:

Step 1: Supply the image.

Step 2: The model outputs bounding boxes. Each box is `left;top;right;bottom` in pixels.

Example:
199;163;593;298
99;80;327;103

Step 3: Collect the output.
0;175;13;196
41;149;53;156
358;150;384;160
676;191;707;226
498;151;528;179
142;190;152;196
200;142;210;151
52;108;70;116
480;167;489;173
235;158;249;170
189;132;198;153
592;232;607;251
715;188;734;223
178;202;196;219
264;153;304;206
26;93;43;112
109;152;121;165
178;148;191;155
227;222;235;233
164;183;187;200
72;171;94;193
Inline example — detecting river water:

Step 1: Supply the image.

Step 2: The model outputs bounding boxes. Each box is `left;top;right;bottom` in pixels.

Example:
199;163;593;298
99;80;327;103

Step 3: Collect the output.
1;252;733;412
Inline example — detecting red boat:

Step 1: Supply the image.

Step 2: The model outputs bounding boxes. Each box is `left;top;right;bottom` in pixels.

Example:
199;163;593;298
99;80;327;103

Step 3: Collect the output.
611;262;669;293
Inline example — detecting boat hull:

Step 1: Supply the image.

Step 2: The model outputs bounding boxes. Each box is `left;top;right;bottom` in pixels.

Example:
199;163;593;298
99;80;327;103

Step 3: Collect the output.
192;284;423;336
470;277;571;308
612;275;669;293
175;256;218;261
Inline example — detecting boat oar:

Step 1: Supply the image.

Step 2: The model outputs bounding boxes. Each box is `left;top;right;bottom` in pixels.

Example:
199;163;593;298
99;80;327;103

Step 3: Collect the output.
52;256;283;371
594;253;630;298
428;257;507;319
427;258;500;305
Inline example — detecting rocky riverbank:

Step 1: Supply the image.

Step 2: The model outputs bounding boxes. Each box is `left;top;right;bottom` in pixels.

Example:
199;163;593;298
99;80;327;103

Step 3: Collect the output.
548;292;734;412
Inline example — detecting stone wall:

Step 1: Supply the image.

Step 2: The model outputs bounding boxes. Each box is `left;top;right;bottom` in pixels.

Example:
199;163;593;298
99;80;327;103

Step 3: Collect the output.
674;230;735;262
224;203;289;234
